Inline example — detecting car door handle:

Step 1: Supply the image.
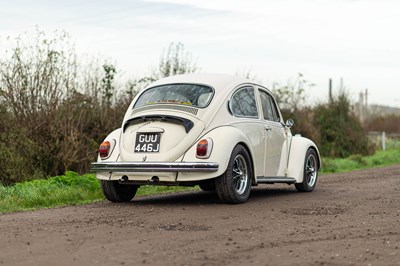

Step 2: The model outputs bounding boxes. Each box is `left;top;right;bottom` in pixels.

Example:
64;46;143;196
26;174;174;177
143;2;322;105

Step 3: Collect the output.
265;126;272;131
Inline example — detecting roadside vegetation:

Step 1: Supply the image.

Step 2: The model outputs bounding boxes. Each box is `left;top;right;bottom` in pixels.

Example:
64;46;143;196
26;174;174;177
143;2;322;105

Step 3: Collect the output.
322;148;400;174
1;29;399;213
0;171;197;213
0;30;196;185
1;148;399;214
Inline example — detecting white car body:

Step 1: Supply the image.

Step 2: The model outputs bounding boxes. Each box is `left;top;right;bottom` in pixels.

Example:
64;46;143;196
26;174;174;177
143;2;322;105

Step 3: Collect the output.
92;73;321;203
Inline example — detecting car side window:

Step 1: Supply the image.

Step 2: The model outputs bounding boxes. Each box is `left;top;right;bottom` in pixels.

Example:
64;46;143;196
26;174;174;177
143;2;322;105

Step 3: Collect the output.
259;90;280;122
230;87;258;118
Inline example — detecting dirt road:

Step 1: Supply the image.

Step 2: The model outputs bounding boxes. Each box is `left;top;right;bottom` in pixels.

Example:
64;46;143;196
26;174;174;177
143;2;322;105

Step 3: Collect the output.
1;165;399;266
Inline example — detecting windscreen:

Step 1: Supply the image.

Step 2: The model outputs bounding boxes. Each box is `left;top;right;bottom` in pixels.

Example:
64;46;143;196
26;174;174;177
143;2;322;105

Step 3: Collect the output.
134;84;214;109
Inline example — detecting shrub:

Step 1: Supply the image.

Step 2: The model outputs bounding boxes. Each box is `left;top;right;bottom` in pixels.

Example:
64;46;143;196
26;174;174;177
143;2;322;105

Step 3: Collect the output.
273;74;319;142
0;30;198;185
364;114;400;134
314;92;369;158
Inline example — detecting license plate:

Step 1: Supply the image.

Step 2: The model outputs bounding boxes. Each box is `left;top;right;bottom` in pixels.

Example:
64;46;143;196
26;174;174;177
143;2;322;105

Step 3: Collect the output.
134;133;161;153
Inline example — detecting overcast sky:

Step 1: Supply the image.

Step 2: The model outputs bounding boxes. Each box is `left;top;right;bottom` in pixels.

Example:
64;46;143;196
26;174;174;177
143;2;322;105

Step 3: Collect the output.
1;0;399;107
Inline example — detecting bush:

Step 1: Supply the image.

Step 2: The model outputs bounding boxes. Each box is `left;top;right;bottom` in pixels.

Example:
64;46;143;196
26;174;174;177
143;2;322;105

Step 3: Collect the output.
364;114;400;134
314;93;369;158
273;74;319;142
0;129;40;185
0;30;198;185
0;30;124;183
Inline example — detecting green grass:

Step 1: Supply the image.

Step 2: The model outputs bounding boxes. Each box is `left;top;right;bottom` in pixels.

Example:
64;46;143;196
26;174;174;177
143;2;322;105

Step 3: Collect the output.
0;171;198;214
322;148;400;174
0;172;104;213
1;148;399;214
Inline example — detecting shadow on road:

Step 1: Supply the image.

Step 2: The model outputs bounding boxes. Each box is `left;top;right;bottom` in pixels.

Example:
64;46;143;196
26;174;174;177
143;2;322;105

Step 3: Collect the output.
127;185;299;206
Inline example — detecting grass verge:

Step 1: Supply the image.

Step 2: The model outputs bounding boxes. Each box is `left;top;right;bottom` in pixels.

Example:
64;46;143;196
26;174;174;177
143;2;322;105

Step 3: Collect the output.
0;172;103;213
1;149;399;213
0;171;198;214
322;148;400;173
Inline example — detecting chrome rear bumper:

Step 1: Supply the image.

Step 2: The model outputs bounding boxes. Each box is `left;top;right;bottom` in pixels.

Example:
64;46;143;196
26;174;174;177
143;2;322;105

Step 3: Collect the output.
91;162;219;173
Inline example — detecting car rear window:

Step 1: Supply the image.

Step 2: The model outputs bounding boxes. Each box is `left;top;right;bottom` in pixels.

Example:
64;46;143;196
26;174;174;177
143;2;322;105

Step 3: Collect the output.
134;84;214;109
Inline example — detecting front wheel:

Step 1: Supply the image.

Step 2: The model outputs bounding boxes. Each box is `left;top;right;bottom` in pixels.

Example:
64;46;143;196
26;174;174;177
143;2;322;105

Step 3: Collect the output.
101;180;139;202
295;148;318;192
215;145;252;204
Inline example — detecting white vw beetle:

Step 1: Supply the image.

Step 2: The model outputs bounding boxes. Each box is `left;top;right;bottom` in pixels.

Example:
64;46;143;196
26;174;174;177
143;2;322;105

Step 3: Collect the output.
92;73;320;204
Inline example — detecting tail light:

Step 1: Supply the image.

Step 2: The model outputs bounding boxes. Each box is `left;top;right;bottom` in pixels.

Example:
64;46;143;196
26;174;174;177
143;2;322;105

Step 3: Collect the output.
196;138;213;159
99;141;111;159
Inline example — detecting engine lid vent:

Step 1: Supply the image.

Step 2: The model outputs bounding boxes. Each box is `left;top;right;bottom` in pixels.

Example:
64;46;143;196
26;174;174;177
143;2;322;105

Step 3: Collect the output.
131;105;198;116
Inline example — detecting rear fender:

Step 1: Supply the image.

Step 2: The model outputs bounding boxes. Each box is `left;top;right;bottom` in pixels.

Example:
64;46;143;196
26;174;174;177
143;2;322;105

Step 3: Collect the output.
97;128;121;162
287;136;321;182
96;129;121;180
178;126;255;182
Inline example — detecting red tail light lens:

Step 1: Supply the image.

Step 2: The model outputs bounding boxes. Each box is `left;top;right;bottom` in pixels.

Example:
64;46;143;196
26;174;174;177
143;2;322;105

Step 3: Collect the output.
99;141;111;158
196;138;213;159
197;139;208;157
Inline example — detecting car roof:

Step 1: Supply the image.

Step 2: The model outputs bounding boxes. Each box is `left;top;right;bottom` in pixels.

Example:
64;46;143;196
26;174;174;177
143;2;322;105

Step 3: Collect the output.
146;73;253;93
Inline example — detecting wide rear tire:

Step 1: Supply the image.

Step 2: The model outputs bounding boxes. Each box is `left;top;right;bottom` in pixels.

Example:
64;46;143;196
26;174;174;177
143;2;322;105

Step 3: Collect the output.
295;148;318;192
199;180;216;192
215;145;252;204
101;180;139;202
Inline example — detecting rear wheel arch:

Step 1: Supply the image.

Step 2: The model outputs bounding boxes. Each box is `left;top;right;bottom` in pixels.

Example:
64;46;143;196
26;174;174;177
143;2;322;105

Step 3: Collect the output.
287;136;320;183
309;146;321;171
295;148;319;192
181;126;256;178
236;141;256;186
215;144;253;203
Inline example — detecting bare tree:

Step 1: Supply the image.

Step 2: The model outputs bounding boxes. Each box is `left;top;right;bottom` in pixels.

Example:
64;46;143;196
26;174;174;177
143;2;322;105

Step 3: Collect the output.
272;73;314;113
157;42;198;78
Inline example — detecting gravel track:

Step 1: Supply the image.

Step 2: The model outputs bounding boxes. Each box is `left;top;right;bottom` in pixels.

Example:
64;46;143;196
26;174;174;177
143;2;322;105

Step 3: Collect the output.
1;165;399;266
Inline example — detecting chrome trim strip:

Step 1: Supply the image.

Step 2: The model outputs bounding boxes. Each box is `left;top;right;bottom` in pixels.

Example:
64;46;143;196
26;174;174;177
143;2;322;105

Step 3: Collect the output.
256;176;296;184
91;162;219;173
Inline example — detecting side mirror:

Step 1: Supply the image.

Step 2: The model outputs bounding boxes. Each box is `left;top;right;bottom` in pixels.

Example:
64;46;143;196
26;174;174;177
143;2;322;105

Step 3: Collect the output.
285;119;294;128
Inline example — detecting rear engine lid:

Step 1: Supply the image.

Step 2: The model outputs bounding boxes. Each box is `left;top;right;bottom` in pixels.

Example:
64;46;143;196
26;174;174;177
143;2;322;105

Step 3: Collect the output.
120;114;205;162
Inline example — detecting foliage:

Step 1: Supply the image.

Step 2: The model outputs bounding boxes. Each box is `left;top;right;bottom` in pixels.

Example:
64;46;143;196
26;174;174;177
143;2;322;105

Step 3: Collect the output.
273;75;370;158
157;42;198;78
0;28;377;185
0;30;123;182
273;73;312;113
272;74;319;142
101;64;117;107
0;113;40;184
0;29;199;185
364;114;400;134
314;92;369;157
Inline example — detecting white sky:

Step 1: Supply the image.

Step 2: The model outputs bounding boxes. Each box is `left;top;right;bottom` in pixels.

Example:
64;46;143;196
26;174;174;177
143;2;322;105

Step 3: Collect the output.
1;0;399;107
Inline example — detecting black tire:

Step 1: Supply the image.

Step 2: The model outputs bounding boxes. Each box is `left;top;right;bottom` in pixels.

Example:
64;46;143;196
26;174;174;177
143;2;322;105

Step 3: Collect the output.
199;180;216;192
295;148;318;192
100;180;139;202
215;145;252;204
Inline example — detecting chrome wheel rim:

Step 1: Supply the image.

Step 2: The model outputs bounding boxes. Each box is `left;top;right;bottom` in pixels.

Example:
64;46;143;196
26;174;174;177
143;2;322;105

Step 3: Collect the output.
305;154;317;187
232;154;248;195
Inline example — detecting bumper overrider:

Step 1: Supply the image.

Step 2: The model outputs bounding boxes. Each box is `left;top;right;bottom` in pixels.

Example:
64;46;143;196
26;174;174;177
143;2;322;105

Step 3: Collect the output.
91;162;219;173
